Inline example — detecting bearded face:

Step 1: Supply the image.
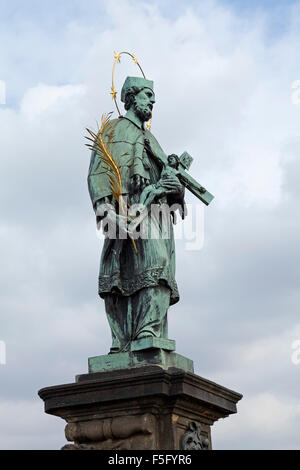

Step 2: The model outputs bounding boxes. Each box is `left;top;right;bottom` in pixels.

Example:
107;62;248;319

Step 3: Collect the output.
132;88;155;123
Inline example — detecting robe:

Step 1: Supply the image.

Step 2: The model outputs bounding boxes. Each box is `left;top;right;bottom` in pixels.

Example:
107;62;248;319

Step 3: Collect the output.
88;115;184;352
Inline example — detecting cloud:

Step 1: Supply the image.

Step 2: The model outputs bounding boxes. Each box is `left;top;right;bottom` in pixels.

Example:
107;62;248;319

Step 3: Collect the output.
214;392;300;449
0;399;65;449
1;0;300;449
20;83;86;120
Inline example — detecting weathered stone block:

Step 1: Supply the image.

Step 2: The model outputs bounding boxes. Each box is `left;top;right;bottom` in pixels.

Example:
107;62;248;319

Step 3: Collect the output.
38;366;242;450
88;349;193;374
130;337;176;352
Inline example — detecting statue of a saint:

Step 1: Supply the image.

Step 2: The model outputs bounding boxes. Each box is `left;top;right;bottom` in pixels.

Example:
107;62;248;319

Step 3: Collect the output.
88;76;185;353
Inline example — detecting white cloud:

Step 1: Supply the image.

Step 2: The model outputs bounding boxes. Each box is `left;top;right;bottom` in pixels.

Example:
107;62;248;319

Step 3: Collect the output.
0;400;65;450
1;0;300;450
20;84;86;120
214;392;300;449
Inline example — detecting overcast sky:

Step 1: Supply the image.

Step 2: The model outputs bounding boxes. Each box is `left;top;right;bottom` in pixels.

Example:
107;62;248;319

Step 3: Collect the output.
1;0;300;450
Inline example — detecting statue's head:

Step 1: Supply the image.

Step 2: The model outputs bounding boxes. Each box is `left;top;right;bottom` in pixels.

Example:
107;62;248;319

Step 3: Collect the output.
168;154;179;169
121;76;155;123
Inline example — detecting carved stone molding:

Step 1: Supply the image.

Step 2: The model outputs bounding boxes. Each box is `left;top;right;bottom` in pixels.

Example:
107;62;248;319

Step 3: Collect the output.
181;421;209;450
39;365;242;450
62;414;155;450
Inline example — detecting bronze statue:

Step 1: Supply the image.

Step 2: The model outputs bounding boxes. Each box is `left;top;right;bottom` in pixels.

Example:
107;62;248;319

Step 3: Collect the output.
88;76;184;353
87;61;213;354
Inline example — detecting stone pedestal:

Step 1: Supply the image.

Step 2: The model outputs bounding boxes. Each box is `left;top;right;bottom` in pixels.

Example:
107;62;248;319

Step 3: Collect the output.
38;362;242;450
88;338;194;374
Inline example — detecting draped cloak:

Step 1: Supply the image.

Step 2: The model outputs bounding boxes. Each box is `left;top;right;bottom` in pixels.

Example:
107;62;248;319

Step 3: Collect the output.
88;115;184;306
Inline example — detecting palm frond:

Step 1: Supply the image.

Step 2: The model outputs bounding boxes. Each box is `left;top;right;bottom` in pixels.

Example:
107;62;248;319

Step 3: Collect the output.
86;113;124;210
85;113;137;253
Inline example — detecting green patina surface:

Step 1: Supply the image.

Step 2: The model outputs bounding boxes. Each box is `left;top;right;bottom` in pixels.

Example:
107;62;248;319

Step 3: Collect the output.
88;349;194;374
130;336;175;352
87;76;213;368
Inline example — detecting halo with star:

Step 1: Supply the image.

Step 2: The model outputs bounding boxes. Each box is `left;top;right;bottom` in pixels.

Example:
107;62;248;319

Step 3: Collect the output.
111;51;152;131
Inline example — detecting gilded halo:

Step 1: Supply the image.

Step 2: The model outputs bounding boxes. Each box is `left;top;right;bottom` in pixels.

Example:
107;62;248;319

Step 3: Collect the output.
110;51;152;131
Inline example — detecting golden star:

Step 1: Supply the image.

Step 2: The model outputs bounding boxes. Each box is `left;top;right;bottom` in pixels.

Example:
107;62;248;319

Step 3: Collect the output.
114;51;121;63
110;87;117;99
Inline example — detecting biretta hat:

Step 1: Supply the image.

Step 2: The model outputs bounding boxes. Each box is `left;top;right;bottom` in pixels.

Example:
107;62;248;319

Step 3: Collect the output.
121;76;154;102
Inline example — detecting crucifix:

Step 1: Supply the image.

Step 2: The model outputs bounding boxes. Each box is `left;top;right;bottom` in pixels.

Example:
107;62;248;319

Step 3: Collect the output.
143;141;214;207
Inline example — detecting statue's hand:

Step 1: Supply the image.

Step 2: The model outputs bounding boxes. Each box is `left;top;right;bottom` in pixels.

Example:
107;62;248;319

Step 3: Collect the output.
140;184;164;206
96;199;132;237
158;172;182;193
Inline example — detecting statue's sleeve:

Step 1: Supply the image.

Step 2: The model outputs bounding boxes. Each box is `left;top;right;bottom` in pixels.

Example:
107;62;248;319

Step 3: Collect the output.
94;195;116;230
87;150;98;210
87;120;139;209
87;149;111;210
130;136;150;181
